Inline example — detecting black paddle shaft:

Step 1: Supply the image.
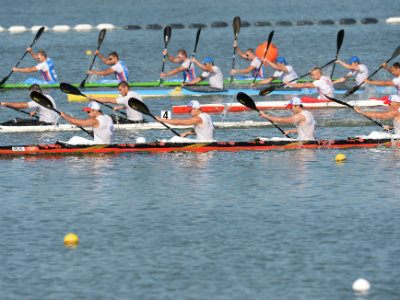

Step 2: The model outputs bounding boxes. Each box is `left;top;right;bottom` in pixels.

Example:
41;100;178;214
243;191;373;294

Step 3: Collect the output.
253;30;274;84
183;28;201;84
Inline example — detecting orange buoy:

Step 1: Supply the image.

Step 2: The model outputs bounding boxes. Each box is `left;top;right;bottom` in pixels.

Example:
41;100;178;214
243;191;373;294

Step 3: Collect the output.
256;42;278;64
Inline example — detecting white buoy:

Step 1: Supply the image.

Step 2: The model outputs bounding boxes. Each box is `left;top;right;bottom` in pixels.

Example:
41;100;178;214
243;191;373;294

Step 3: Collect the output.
74;24;93;31
8;26;27;33
52;25;71;32
136;137;146;144
386;17;400;23
0;26;5;33
96;23;115;30
352;278;371;292
31;25;48;32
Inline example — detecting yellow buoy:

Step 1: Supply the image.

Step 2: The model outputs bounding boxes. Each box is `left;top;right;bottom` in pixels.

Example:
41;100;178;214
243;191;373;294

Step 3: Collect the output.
86;50;92;55
335;153;346;162
64;233;79;247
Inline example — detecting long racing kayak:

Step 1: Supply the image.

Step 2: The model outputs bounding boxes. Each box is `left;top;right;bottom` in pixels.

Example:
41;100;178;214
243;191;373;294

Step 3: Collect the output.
0;137;398;157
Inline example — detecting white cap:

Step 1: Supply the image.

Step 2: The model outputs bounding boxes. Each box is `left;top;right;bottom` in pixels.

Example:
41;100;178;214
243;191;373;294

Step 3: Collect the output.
187;100;201;109
82;101;101;111
285;96;303;109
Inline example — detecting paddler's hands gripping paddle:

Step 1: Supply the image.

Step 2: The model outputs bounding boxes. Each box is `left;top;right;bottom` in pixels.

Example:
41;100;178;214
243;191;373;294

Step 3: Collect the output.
0;26;45;88
330;29;345;79
128;98;181;137
159;26;172;85
252;30;274;84
183;27;201;84
60;82;127;117
229;16;241;83
325;95;384;128
30;91;92;135
236;91;292;138
80;29;107;88
344;45;400;97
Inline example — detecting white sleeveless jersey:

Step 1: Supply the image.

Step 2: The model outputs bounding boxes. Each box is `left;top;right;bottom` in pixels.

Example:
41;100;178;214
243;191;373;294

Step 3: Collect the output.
313;76;334;99
296;110;316;140
93;114;114;144
194;113;214;140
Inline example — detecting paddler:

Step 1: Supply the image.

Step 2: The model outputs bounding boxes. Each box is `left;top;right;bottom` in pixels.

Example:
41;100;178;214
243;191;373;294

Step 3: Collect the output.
88;81;145;124
362;62;400;95
155;100;214;140
160;49;197;82
333;56;369;86
284;67;334;99
181;57;224;91
231;41;264;79
258;96;316;140
60;101;114;144
1;84;58;125
12;49;58;84
251;56;297;87
87;51;129;83
355;94;400;134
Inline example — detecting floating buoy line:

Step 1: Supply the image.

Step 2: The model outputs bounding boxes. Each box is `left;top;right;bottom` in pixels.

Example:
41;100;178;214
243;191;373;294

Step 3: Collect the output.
0;17;399;34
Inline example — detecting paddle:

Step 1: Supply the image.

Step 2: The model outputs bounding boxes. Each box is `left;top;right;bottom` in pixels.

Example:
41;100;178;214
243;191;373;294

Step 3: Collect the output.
259;60;335;96
324;95;384;128
229;16;241;83
159;26;172;85
30;91;92;135
236;91;291;138
60;82;127;117
183;27;201;84
79;29;107;88
5;106;39;119
0;26;45;88
330;29;345;79
344;45;400;97
252;30;274;84
128;98;181;136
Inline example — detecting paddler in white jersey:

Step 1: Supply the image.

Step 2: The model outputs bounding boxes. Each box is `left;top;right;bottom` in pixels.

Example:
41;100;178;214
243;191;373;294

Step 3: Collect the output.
355;94;400;134
88;81;145;124
155;100;214;140
285;67;334;99
363;62;400;95
259;96;316;140
1;84;58;125
231;42;264;79
60;101;114;144
333;56;369;86
181;57;224;90
252;56;298;87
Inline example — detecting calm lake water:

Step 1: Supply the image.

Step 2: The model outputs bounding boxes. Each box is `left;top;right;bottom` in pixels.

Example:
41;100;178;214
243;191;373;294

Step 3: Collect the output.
1;0;400;299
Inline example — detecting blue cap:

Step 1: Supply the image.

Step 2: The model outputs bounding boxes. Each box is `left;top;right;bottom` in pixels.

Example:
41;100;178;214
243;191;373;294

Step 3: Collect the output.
348;56;359;64
203;57;213;64
275;56;287;65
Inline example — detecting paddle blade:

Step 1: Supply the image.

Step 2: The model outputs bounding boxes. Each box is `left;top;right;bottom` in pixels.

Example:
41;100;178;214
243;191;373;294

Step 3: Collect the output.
98;29;106;47
193;27;202;52
336;29;344;53
32;26;45;45
30;91;57;111
259;86;275;96
60;83;84;96
233;16;241;36
164;26;172;47
236;92;259;111
128;98;151;116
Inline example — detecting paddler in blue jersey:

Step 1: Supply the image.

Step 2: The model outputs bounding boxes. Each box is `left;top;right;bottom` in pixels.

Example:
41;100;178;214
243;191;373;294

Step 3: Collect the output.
12;49;58;84
88;51;129;83
259;96;316;140
155;100;214;140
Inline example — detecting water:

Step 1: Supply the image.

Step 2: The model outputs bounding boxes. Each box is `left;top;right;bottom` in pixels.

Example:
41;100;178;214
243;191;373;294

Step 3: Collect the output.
1;0;400;299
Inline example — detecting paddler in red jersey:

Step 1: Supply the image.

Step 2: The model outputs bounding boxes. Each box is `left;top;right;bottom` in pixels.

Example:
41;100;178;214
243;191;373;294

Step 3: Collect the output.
355;94;400;134
259;96;316;140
